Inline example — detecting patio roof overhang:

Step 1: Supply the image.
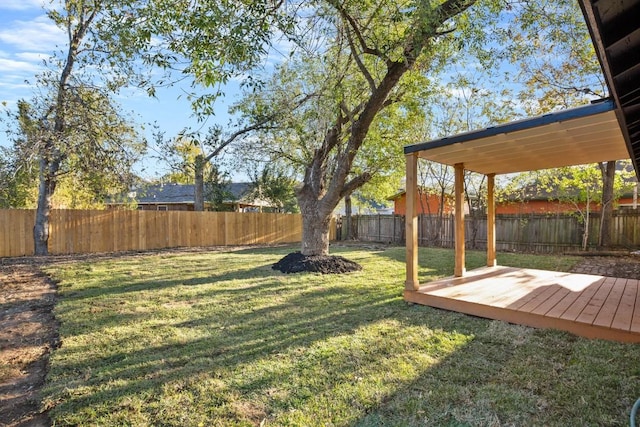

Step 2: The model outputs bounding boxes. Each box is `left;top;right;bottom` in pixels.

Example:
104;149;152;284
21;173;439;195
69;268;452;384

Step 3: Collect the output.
579;0;640;178
404;99;630;175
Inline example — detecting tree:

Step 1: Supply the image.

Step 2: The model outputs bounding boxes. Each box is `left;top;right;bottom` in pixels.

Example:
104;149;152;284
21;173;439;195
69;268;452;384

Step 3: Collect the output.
236;0;479;257
536;166;602;250
106;0;293;115
247;164;299;213
154;130;240;211
415;159;454;245
598;161;616;248
15;1;147;255
17;0;289;255
0;145;37;208
203;164;234;212
495;0;606;114
155;117;290;211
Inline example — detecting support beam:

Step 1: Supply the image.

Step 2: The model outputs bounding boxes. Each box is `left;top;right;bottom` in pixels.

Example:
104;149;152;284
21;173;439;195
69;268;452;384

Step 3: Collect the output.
454;163;466;277
405;153;419;290
487;173;497;267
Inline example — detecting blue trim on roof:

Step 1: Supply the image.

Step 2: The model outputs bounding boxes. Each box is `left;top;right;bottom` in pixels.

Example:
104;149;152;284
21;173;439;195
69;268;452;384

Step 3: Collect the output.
404;98;617;155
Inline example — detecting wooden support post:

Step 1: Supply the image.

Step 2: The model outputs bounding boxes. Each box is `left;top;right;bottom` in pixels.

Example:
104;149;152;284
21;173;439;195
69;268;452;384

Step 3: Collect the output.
454;163;466;277
487;173;497;267
405;153;419;290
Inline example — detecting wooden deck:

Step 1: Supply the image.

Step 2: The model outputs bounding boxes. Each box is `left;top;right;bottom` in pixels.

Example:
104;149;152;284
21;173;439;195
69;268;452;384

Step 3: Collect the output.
404;266;640;343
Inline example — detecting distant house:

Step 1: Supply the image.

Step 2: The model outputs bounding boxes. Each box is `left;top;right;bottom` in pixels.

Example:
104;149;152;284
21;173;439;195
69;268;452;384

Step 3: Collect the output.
107;183;273;212
496;162;639;214
388;189;456;216
497;192;638;214
335;195;393;215
497;183;639;215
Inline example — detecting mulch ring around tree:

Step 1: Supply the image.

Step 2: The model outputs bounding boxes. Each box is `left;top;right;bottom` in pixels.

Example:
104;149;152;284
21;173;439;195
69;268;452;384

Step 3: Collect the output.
272;251;363;274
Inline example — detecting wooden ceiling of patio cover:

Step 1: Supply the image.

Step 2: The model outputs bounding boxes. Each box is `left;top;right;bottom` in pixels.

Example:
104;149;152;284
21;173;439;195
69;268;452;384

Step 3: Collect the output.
404;100;630;175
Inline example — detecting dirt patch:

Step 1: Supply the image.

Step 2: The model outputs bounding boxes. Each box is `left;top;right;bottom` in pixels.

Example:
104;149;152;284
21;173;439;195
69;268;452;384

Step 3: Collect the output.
272;252;363;274
0;265;58;427
569;255;640;279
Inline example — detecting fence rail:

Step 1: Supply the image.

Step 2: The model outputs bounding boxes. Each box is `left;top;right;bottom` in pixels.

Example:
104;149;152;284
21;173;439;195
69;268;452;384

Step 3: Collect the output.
340;212;640;253
0;209;312;257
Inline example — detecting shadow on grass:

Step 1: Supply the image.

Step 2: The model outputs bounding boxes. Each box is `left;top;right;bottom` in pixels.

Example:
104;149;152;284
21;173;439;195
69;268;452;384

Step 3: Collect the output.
45;249;493;422
350;323;640;426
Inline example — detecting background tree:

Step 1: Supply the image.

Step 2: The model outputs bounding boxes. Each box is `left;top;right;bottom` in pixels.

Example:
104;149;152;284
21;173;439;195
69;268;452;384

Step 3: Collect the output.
0;145;37;208
247;164;299;213
495;0;622;248
536;166;602;251
426;67;518;248
155;120;284;211
416;159;454;245
154;130;235;211
203;165;234;212
12;0;290;251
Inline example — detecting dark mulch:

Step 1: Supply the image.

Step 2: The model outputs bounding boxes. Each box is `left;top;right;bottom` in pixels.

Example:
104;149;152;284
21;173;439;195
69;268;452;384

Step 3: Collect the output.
272;252;363;274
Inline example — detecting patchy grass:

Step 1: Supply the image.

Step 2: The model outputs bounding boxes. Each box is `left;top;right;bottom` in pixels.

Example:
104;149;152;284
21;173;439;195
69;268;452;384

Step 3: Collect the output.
42;246;639;426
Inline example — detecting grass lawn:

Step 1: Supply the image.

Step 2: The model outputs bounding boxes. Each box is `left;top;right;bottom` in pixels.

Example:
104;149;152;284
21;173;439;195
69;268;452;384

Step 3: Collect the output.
42;246;640;426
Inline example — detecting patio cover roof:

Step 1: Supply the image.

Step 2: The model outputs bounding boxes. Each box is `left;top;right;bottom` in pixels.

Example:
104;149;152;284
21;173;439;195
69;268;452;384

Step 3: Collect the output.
579;0;640;177
404;99;630;175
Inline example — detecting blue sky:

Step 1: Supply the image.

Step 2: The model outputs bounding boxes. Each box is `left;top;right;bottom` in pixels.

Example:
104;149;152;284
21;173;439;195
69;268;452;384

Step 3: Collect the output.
0;0;244;180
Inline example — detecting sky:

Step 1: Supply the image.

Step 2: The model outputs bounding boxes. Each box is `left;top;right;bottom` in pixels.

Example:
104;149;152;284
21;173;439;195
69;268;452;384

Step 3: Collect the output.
0;0;244;180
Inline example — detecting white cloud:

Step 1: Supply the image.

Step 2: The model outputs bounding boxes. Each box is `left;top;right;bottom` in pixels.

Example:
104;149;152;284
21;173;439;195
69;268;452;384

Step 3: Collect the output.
0;57;40;73
0;0;45;11
15;51;48;62
0;15;65;52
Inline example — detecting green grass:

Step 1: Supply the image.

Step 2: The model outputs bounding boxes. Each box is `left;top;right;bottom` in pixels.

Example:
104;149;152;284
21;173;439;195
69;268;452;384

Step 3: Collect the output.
42;246;640;426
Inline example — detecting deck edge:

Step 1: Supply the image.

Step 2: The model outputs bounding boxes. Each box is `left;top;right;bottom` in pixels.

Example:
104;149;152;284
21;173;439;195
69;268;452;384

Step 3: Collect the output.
405;289;640;343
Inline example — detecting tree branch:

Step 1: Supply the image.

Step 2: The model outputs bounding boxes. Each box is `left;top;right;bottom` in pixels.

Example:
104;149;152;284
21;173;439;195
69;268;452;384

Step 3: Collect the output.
340;172;373;199
344;27;377;93
206;92;315;162
337;3;389;61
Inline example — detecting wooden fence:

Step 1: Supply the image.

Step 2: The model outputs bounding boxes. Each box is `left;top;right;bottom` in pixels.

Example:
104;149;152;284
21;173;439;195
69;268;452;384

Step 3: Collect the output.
340;211;640;253
0;209;315;257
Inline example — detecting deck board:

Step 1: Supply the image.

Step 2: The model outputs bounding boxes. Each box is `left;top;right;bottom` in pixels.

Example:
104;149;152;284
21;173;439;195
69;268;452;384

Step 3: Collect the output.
404;266;640;343
610;279;635;331
559;278;605;322
530;287;570;316
632;284;640;333
593;278;627;328
575;277;615;325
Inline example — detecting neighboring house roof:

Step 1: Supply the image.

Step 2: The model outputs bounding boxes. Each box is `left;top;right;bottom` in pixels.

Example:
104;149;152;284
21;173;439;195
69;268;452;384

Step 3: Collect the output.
579;0;640;179
110;183;269;207
129;183;197;204
387;188;453;201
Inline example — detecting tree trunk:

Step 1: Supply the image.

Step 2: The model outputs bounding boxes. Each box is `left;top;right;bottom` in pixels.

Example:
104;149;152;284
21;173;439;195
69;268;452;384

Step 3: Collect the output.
598;160;616;248
582;194;591;251
299;196;332;256
344;194;353;240
194;154;204;211
33;157;59;256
